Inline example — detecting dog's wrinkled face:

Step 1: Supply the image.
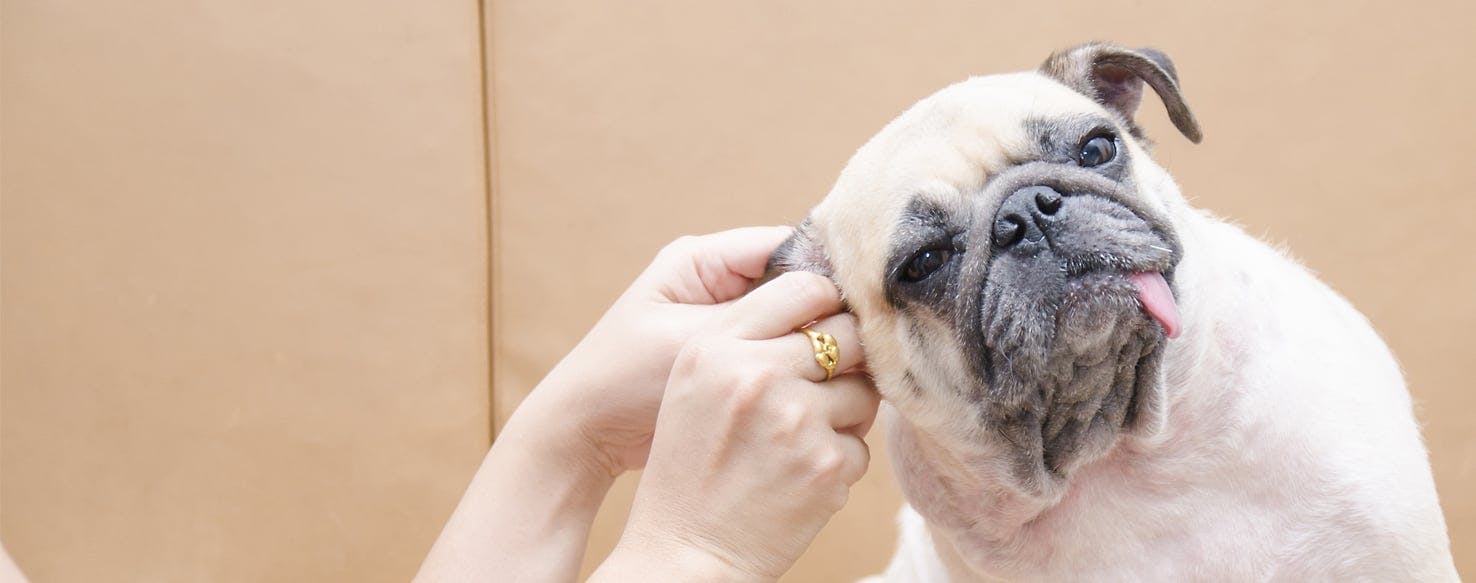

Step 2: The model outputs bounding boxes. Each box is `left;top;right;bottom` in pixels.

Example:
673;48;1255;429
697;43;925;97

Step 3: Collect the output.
770;44;1201;494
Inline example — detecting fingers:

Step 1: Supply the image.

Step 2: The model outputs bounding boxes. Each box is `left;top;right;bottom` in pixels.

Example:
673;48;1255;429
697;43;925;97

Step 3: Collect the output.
832;431;871;486
691;226;795;280
816;373;881;434
721;272;843;340
650;227;794;304
782;313;864;382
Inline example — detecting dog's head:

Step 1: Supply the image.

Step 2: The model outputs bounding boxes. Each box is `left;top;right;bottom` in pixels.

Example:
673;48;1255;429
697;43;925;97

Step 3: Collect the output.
769;43;1201;495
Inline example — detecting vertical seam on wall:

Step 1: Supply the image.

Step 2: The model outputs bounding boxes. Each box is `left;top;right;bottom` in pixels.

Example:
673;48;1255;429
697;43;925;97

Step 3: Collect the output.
477;0;500;445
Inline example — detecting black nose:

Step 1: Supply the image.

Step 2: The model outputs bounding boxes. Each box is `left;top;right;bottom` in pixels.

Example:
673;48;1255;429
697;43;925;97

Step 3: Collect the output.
993;186;1062;249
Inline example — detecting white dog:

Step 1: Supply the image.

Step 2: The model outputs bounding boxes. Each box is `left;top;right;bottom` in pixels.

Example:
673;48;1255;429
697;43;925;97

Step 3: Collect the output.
767;43;1459;581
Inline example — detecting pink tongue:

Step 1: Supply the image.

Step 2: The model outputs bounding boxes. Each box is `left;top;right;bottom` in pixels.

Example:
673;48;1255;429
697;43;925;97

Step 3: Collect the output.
1128;272;1181;339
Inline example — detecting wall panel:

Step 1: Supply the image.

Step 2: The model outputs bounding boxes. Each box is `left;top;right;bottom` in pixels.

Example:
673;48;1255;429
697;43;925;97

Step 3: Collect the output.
0;1;491;580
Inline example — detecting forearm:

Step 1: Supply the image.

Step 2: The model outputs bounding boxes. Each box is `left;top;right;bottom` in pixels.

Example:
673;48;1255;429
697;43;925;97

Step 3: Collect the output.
591;534;759;583
415;388;614;583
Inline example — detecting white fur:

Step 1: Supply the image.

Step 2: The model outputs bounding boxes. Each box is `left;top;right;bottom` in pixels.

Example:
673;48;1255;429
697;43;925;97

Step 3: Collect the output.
813;73;1458;581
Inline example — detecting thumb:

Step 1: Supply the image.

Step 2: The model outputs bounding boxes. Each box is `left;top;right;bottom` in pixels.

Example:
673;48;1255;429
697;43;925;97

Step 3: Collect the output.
647;226;794;304
717;271;844;340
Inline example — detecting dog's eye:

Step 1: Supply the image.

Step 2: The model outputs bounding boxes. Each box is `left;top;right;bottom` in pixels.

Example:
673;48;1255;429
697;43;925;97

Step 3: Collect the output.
900;247;952;282
1078;135;1117;167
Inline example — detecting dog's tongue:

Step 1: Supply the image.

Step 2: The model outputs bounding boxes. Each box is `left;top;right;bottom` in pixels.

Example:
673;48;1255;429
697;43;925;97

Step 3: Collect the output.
1128;272;1181;339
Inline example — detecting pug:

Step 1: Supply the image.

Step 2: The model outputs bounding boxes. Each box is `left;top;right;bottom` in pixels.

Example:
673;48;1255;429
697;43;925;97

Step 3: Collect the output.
767;43;1459;581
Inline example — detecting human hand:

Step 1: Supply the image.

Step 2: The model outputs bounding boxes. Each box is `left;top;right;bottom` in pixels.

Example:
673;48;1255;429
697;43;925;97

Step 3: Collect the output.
531;226;794;476
416;227;797;583
595;272;880;581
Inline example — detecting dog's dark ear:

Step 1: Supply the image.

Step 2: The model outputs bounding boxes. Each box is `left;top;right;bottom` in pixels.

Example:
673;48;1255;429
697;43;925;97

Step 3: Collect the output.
760;218;831;284
1040;43;1202;144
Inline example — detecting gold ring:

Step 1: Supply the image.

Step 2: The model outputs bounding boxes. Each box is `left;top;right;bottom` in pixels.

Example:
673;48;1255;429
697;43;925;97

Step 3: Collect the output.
799;327;840;381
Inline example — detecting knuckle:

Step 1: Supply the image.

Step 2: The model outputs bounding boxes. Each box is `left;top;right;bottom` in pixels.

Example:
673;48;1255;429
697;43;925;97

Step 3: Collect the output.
847;444;872;483
827;484;852;513
810;446;847;480
771;402;809;439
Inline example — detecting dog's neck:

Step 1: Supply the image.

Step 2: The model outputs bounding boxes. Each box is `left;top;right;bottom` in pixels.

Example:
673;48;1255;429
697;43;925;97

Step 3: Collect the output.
886;209;1260;579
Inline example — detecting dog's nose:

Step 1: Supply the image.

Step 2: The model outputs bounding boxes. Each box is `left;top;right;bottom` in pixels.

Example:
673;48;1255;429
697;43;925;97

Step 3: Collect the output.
993;186;1061;249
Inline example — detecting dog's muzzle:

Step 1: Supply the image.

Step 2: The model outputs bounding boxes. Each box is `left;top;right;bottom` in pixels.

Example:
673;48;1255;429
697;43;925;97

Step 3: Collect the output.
988;183;1181;337
954;169;1186;489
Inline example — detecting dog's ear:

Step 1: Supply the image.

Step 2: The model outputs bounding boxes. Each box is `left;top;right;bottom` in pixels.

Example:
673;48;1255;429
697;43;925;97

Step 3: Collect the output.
1040;43;1202;144
760;217;832;284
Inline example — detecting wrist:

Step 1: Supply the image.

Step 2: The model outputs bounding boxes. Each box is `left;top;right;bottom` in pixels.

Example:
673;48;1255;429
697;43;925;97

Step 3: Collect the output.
519;356;643;476
497;380;621;487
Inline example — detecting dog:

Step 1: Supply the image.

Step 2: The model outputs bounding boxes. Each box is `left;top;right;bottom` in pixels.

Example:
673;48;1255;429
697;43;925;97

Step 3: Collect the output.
766;43;1459;581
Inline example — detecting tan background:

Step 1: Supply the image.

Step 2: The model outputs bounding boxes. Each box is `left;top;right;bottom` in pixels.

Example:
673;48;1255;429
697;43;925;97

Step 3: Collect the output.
2;0;1472;581
1;1;491;581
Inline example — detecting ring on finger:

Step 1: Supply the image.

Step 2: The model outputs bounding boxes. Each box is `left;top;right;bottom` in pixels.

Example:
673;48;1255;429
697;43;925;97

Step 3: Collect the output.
798;326;840;381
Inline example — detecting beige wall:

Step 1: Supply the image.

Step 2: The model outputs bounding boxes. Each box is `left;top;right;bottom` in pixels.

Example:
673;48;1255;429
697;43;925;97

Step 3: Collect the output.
1;1;490;581
488;1;1475;580
2;1;1472;581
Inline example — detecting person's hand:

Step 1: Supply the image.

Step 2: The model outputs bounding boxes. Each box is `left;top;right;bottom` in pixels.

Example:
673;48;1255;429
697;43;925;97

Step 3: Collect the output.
533;226;794;476
417;227;799;583
594;272;881;581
